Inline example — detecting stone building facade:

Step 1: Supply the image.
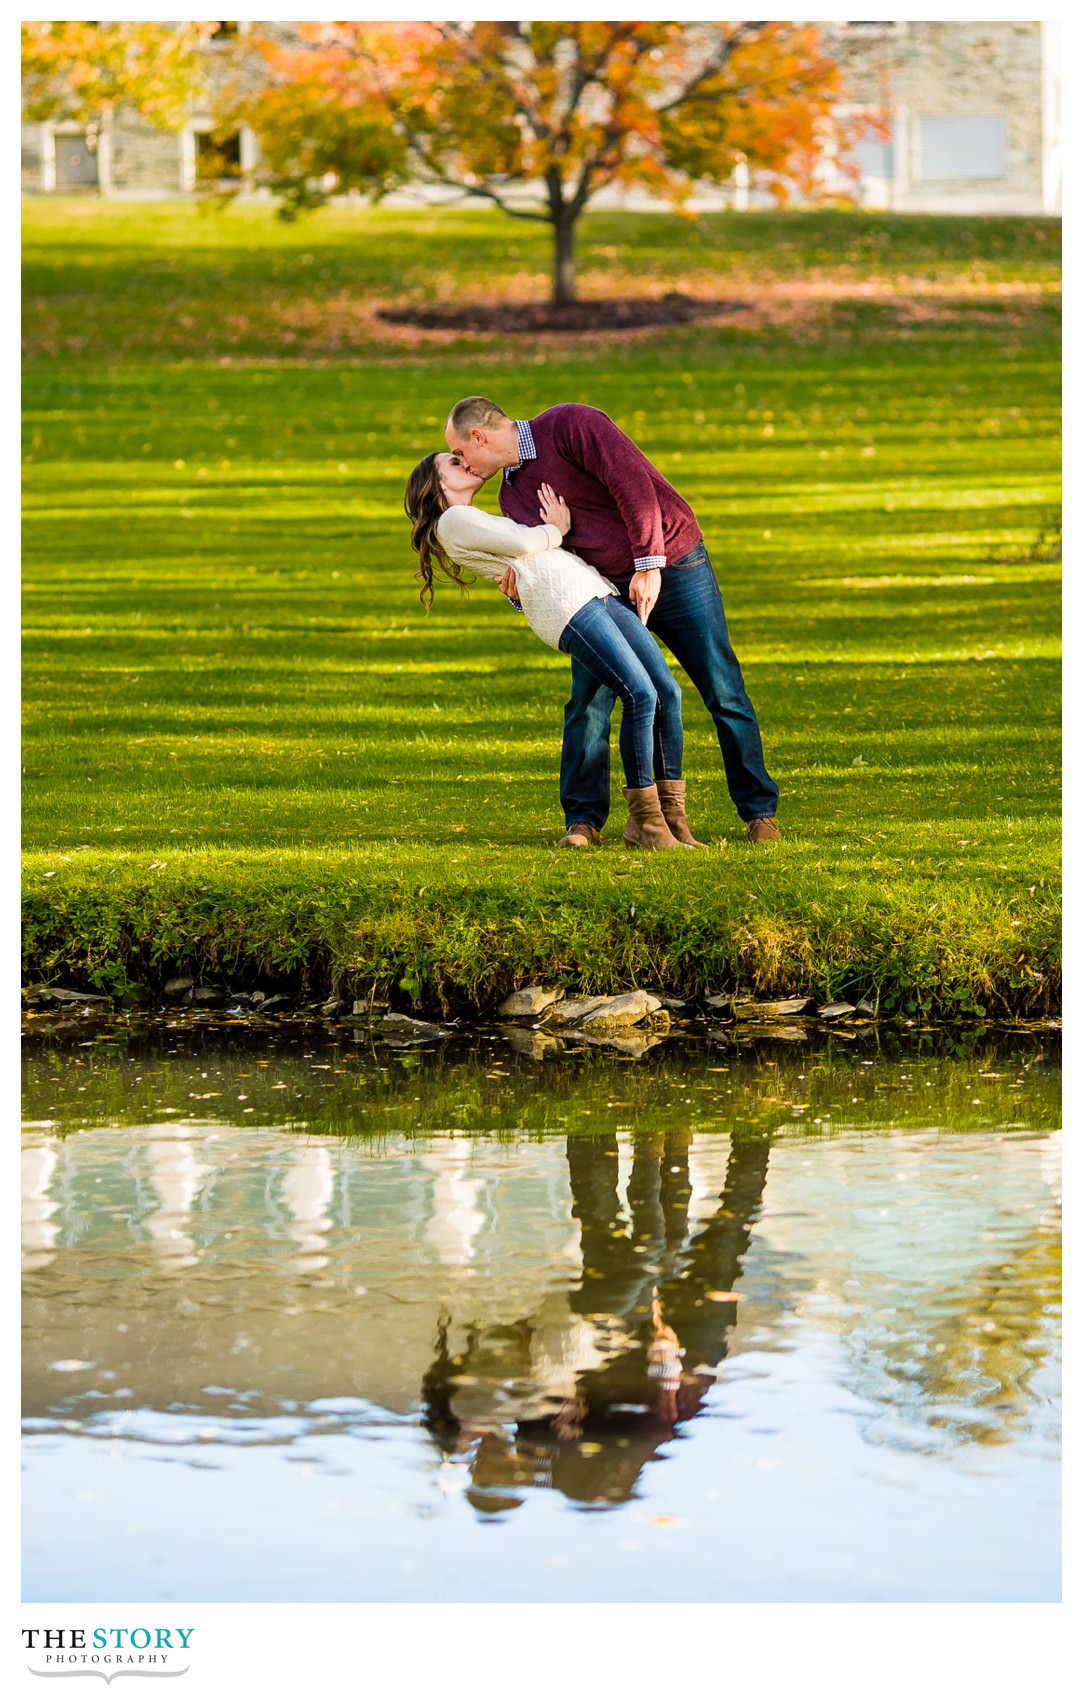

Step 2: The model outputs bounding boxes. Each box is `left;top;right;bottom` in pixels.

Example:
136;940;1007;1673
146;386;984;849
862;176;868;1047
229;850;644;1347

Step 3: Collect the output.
21;20;259;198
822;18;1061;215
21;19;1062;215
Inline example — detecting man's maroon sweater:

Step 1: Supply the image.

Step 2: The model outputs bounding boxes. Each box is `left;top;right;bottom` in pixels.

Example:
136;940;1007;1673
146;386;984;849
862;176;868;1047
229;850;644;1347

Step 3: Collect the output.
497;403;701;584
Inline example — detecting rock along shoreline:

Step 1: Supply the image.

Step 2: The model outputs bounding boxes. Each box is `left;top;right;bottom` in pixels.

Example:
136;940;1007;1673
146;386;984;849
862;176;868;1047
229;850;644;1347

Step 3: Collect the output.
21;979;1060;1044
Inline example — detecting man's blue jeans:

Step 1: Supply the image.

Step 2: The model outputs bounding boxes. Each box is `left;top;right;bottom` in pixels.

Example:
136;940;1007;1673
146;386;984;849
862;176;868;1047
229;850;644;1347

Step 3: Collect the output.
559;542;779;830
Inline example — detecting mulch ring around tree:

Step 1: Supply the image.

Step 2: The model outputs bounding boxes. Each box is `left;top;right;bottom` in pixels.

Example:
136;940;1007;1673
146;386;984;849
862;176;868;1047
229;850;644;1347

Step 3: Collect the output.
377;292;752;335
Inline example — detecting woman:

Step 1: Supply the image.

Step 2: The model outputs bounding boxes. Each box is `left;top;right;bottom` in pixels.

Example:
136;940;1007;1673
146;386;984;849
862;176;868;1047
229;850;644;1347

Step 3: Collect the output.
404;451;703;850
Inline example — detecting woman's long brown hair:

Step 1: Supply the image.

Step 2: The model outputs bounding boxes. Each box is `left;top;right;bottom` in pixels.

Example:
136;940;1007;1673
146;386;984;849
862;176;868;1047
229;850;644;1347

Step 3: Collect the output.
404;453;473;608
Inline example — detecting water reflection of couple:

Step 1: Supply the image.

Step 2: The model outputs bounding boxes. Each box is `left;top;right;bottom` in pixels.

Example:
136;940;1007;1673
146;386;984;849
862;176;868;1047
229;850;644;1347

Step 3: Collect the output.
421;1130;771;1511
404;397;781;850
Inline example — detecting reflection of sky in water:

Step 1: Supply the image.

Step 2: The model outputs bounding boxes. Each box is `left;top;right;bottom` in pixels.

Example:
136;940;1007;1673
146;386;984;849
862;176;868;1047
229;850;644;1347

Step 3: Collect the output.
22;1115;1060;1604
743;1133;1061;1452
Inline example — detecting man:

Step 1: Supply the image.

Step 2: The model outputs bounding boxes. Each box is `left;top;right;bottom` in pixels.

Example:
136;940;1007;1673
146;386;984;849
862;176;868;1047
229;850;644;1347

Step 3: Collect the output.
445;397;780;848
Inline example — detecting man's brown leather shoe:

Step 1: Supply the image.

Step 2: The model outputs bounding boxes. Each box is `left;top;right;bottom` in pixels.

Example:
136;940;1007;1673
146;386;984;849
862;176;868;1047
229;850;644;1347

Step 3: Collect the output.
557;822;601;849
746;816;783;844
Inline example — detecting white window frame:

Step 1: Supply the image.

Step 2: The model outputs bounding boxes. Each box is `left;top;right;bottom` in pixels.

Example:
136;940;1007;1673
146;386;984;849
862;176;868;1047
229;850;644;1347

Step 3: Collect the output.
182;117;255;193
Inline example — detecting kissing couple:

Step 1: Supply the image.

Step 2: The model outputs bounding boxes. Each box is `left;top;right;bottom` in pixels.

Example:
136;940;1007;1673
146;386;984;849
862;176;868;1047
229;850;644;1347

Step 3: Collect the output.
405;397;780;851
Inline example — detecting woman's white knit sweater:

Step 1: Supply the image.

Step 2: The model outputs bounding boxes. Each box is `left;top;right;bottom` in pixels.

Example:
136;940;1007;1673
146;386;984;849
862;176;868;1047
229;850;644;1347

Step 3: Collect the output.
436;503;616;650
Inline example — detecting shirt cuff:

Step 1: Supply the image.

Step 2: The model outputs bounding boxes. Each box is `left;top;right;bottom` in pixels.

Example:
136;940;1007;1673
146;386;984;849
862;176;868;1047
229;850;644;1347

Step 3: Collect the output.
633;555;666;572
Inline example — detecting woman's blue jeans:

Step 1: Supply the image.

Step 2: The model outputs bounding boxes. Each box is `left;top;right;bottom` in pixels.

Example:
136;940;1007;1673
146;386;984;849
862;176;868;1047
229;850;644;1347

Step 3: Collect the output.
559;543;779;829
558;595;683;792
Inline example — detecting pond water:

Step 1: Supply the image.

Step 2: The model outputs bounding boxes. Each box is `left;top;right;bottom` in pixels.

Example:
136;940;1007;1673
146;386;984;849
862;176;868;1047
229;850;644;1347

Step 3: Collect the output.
22;1021;1061;1603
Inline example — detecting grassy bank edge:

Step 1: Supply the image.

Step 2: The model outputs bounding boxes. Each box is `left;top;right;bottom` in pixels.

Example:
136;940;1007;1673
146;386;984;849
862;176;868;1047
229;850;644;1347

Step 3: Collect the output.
22;862;1059;1022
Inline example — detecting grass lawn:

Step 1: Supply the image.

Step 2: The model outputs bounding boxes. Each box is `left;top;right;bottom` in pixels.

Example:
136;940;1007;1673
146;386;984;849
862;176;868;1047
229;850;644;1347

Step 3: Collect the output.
21;202;1061;1017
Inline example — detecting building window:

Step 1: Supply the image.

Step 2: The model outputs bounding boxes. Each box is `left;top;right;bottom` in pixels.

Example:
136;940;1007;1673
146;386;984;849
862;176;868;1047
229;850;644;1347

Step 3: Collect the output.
841;21;906;35
195;130;242;182
853;129;895;182
918;114;1007;180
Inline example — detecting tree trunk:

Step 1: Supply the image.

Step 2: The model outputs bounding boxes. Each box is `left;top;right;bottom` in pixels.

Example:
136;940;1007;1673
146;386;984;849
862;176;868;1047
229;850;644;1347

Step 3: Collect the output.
551;215;577;308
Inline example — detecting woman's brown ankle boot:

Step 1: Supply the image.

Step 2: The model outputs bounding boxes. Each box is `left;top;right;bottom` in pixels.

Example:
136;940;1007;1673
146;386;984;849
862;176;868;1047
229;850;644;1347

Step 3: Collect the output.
622;784;682;850
655;778;706;847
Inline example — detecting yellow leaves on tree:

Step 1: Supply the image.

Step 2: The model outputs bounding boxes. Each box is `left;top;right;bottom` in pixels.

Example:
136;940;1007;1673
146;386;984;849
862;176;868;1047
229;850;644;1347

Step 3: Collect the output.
21;20;215;131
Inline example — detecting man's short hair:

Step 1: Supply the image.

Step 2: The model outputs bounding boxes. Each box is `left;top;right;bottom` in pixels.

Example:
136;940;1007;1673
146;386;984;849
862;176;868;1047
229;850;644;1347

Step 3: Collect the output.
447;396;509;436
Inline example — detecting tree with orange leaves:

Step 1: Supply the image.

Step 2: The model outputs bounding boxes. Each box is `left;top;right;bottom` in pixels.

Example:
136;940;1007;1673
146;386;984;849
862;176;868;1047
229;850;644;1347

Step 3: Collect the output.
232;20;864;307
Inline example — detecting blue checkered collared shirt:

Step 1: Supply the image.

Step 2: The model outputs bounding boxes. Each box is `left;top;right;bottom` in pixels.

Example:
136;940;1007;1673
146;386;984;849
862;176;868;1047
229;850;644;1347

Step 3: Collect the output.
503;418;538;482
504;416;664;575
